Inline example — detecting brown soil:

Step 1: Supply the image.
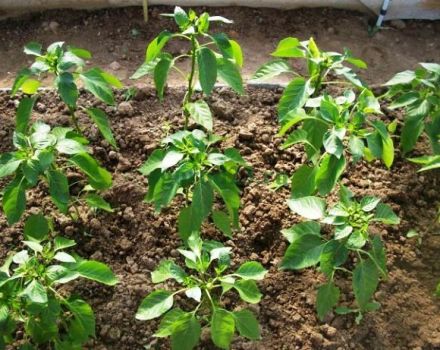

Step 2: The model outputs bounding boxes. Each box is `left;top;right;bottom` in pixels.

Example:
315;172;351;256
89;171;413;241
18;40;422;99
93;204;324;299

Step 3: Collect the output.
1;86;440;350
0;6;440;88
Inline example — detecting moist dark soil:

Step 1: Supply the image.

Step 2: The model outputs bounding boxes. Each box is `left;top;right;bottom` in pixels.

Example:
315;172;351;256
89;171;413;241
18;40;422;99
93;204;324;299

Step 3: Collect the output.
1;86;440;349
0;6;440;88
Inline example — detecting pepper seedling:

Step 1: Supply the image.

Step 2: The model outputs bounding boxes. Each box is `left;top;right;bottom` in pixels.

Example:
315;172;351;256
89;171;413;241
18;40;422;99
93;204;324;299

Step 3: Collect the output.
136;233;267;350
132;6;244;131
140;129;249;239
12;41;120;148
281;186;399;322
0;215;118;349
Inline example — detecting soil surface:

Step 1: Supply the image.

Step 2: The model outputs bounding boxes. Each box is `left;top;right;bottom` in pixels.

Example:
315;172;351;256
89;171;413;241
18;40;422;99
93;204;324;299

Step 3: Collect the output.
1;86;440;349
0;6;440;88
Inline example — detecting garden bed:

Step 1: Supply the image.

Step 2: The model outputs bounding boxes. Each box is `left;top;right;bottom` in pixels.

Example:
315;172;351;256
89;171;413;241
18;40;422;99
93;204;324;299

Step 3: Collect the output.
1;86;440;349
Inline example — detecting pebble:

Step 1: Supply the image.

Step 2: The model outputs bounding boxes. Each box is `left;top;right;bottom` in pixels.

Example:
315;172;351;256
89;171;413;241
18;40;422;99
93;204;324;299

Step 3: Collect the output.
90;218;101;230
238;130;254;141
391;19;406;29
109;61;122;71
49;21;60;32
118;101;134;116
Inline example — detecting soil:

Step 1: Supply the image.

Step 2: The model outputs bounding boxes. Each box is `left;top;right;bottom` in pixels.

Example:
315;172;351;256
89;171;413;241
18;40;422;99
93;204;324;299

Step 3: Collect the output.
1;85;440;350
0;6;440;88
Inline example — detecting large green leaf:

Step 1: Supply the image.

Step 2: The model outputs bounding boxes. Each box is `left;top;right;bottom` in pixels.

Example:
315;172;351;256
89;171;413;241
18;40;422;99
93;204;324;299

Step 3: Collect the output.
212;210;232;238
271;37;304;58
211;309;235;349
3;177;27;224
216;57;244;95
401;115;424;154
86;108;117;149
76;260;118;286
281;221;321;244
0;158;23;179
151;260;186;283
287;196;326;220
352;259;379;309
136;290;174;321
154;54;173;100
291;165;317;198
170;314;201;350
69;153;112;190
319;240;349;277
252;59;292;81
370;236;387;277
16;97;36;133
80;68;114;105
233;309;260;340
316;154;346;196
85;193;114;213
24;213;49;242
56;72;78;109
281;234;324;270
278;78;311;118
197;47;217;95
47;169;70;213
235;262;267;280
374;203;400;225
65;298;95;344
146;31;172;62
139;149;166;176
21;279;48;304
208;173;240;228
384;70;416;86
186;100;212;131
233;280;262;304
316;282;340;321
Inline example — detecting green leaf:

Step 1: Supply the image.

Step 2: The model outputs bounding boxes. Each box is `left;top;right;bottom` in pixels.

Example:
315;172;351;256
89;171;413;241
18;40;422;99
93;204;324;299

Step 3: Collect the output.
389;92;420;109
234;280;262;304
401;115;424;154
148;172;179;211
131;58;160;79
0;159;22;179
370;120;394;168
56;72;78;109
54;236;76;251
281;129;309;149
349;136;365;162
65;298;95;344
316;154;346;196
21;79;40;94
271;37;304;58
85;193;114;213
212;210;232;237
154;308;185;337
16;97;36;133
12;68;32;95
374;203;400;225
68;46;92;59
287;196;326;220
319;240;349;277
384;70;416;86
353;259;379;309
24;214;49;242
76;260;118;286
281;221;321;243
235;262;267;280
139;149;166;176
56;138;87;155
154;54;173;101
229;40;243;67
21;280;48;304
252;59;291;81
146;31;172;62
80;68;114;105
316;282;340;320
136;290;174;321
216;57;244;95
370;236;387;277
173;6;189;27
86;108;117;148
197;47;217;95
211;309;235;349
278;78;311;119
233;309;260;340
281;234;324;270
47;169;70;213
100;71;123;88
323;129;344;158
290;165;317;198
186;100;212;131
3;177;26;224
24;42;42;56
151;260;186;283
360;196;380;212
70;153;112;190
170;314;201;350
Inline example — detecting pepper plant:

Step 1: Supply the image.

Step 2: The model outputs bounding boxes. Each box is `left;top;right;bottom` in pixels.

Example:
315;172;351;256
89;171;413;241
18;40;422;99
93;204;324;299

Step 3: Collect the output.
140;129;248;239
384;62;440;155
0;214;118;349
281;186;399;322
132;6;244;131
136;233;266;350
12;41;120;148
0;102;112;225
253;37;394;195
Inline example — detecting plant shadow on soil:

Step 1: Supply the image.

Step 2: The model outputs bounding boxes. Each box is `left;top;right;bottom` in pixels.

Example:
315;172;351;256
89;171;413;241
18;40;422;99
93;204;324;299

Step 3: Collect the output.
1;86;440;349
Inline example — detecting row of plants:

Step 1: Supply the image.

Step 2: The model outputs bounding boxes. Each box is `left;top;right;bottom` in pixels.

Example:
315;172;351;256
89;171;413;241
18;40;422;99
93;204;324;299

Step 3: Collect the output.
0;6;439;349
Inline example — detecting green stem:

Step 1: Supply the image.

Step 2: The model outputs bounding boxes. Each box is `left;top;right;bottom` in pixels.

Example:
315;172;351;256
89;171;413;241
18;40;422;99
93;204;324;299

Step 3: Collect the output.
182;35;198;130
68;106;81;133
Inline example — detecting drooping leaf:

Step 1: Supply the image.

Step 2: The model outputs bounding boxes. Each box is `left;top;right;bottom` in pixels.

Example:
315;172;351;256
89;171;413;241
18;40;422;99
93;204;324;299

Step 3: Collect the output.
235;262;267;280
69;153;112;190
278;78;311;119
287;196;326;220
76;260;118;286
197;47;217;95
352;259;379;309
16;97;36;133
80;68;114;105
86;108;117;148
136;290;174;321
24;214;49;242
233;309;260;340
211;309;235;349
216;57;244;95
56;72;78;109
186;100;213;131
154;54;173;100
316;282;340;321
252;59;292;81
281;234;324;270
3;177;27;224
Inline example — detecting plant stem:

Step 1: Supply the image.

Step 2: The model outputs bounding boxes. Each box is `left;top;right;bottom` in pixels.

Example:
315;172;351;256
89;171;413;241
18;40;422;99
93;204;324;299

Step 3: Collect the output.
68;106;81;133
182;35;197;130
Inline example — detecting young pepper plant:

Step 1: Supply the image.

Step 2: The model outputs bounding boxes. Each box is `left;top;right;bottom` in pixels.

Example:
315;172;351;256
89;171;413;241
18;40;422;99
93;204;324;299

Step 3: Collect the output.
12;41;120;148
384;62;440;155
280;88;394;196
253;37;394;196
0;105;112;225
136;233;267;350
281;186;399;322
0;214;118;349
132;6;244;131
140;129;248;239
